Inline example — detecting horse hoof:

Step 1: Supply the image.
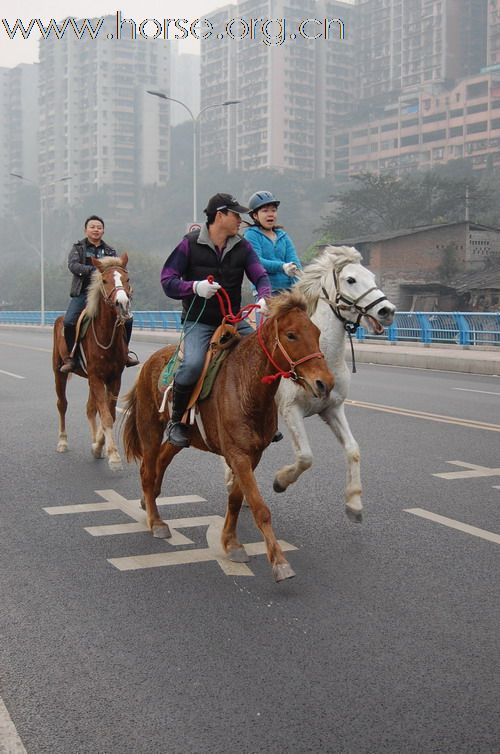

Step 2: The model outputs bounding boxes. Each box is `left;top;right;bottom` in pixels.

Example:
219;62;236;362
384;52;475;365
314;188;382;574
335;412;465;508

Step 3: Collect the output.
273;478;286;493
56;444;68;453
273;563;296;582
345;506;363;523
140;497;146;510
227;546;250;563
153;523;171;539
108;459;123;472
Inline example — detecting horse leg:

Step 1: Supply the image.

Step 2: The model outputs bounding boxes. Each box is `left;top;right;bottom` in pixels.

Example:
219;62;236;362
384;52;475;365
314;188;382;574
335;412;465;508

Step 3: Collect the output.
54;370;69;453
273;404;313;493
140;442;180;538
320;402;362;523
88;376;122;470
86;388;104;459
228;453;295;582
221;467;249;563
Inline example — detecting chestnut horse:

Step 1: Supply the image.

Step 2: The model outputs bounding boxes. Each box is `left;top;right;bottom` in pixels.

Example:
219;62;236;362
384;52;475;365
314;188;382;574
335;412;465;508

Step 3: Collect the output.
52;253;133;470
123;290;334;582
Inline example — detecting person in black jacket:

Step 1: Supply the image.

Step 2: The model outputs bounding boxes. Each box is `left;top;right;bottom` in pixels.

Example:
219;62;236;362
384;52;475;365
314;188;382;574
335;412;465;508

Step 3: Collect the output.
60;215;139;373
160;193;271;447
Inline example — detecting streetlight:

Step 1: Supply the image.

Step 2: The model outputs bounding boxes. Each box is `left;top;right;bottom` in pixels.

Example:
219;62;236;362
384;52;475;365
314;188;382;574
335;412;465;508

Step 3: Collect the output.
10;173;71;325
147;90;241;223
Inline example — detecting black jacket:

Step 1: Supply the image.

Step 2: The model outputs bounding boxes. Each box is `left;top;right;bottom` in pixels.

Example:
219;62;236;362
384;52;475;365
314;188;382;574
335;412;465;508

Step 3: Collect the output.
68;239;116;297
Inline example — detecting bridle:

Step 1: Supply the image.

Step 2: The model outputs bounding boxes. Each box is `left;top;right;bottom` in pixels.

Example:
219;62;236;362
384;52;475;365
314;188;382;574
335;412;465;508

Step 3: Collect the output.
257;317;324;385
321;266;389;335
91;266;132;350
320;264;390;373
99;266;132;321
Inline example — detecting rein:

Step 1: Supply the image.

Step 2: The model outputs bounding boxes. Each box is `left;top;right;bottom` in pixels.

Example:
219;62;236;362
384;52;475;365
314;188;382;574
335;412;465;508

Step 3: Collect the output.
210;281;323;385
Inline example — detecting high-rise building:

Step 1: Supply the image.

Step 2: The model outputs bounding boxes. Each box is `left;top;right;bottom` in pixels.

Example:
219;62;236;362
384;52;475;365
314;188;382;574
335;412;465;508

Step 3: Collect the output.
199;0;353;177
355;0;487;104
0;63;39;217
171;48;200;126
38;16;170;213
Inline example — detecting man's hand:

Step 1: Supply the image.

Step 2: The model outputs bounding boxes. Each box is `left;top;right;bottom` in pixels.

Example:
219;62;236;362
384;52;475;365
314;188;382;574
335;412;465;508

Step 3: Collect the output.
283;262;298;277
256;297;269;315
193;279;221;299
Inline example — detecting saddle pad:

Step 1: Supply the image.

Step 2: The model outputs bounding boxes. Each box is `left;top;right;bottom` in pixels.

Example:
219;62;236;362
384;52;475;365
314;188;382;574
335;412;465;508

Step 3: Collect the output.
199;349;231;401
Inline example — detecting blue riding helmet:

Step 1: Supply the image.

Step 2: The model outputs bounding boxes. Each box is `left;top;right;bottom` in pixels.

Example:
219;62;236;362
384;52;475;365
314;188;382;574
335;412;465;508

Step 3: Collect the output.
248;191;280;213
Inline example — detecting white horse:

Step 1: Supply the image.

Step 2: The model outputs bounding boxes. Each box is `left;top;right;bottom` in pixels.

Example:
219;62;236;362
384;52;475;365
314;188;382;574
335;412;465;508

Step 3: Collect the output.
273;245;396;522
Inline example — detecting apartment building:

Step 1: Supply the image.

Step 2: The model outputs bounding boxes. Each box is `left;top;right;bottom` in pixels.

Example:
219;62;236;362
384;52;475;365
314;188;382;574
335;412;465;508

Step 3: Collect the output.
199;0;353;176
330;72;500;179
0;64;39;217
38;16;170;213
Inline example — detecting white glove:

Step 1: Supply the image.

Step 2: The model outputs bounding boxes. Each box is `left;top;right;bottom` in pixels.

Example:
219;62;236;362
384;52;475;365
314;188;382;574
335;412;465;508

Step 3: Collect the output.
283;262;298;277
257;297;269;315
193;279;221;299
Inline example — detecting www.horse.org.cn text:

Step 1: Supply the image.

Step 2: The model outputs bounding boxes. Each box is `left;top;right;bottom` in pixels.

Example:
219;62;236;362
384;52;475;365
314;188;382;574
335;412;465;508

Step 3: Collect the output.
0;13;346;46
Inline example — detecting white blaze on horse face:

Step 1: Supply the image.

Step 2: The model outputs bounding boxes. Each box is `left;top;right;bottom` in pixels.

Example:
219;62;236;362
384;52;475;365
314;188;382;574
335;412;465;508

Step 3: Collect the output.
113;270;130;311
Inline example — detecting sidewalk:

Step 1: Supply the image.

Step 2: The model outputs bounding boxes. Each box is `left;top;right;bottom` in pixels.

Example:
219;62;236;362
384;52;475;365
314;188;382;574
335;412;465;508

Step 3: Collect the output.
1;324;500;376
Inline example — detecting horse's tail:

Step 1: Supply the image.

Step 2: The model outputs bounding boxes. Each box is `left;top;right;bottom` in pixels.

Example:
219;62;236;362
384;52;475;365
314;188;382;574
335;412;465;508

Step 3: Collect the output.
122;383;142;462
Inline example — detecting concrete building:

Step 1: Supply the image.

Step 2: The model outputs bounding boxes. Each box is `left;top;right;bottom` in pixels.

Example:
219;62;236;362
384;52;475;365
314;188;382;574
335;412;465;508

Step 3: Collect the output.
330;71;500;179
199;0;353;176
340;221;500;310
38;15;170;213
170;48;200;126
0;64;39;217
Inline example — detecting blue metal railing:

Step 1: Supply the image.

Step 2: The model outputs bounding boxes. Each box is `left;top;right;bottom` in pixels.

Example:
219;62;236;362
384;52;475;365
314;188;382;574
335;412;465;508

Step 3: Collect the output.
1;310;499;346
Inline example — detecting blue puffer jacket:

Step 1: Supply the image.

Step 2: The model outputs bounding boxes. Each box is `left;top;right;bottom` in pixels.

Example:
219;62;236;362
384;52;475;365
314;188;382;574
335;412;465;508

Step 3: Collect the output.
243;226;302;292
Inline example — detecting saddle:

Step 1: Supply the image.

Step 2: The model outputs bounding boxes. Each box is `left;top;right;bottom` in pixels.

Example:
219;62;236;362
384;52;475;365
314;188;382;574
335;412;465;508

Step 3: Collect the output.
158;322;240;418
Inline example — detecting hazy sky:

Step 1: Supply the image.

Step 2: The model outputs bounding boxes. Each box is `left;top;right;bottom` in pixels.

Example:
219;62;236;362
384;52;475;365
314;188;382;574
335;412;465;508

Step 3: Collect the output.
0;1;225;67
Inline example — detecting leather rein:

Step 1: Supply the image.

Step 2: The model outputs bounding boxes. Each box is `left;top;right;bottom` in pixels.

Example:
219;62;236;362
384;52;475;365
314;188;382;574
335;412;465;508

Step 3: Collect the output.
257;318;324;385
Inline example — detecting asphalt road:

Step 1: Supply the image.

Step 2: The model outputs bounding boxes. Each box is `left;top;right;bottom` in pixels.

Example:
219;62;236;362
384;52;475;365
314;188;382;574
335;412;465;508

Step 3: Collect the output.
1;329;499;754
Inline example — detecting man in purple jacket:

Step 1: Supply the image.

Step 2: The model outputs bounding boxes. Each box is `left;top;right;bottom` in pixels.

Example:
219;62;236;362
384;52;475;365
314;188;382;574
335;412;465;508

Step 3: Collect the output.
161;192;271;447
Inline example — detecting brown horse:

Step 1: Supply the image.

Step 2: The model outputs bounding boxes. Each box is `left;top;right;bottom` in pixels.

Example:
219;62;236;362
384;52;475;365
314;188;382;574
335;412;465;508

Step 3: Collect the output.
53;253;132;470
123;290;334;582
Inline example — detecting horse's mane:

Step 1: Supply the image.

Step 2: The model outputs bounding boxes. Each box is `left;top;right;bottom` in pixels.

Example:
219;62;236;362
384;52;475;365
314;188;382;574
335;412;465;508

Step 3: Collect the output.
296;245;362;314
267;288;308;318
86;256;125;318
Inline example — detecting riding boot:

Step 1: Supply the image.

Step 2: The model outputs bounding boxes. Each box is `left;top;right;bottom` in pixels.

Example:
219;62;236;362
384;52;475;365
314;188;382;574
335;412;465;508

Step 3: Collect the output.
60;324;76;373
165;381;195;448
124;318;139;367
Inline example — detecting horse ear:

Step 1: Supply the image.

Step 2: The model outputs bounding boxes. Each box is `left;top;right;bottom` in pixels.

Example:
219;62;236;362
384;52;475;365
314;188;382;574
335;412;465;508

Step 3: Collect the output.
91;257;103;271
120;252;128;268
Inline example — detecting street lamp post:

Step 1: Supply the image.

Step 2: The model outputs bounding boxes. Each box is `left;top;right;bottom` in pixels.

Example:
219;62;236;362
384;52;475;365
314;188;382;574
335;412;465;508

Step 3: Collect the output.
147;90;240;224
10;173;71;325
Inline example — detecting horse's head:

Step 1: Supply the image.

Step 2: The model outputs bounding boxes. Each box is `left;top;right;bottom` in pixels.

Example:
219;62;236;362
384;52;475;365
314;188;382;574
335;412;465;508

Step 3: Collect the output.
90;253;133;321
263;291;334;399
317;246;395;334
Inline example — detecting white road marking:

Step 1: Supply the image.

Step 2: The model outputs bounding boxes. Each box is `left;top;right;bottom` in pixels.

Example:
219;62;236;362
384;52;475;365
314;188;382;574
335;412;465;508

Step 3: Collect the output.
453;387;500;396
0;340;51;353
405;508;500;545
0;695;27;753
45;489;298;577
433;460;500;480
0;368;24;379
346;399;500;432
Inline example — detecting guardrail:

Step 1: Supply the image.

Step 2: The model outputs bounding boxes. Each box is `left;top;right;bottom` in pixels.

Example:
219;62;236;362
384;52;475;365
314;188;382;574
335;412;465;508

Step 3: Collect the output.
1;310;499;346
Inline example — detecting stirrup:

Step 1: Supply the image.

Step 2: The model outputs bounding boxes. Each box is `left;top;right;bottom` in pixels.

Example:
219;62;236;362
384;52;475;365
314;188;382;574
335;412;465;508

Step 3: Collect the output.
165;420;190;448
271;431;283;443
126;351;140;367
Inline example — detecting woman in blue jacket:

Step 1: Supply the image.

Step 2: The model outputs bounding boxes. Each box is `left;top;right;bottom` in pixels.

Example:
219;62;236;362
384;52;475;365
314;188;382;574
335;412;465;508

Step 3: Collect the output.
244;191;302;294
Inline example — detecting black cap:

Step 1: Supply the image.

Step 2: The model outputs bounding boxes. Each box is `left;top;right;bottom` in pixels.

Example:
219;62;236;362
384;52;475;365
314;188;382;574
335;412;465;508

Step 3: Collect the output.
204;193;250;216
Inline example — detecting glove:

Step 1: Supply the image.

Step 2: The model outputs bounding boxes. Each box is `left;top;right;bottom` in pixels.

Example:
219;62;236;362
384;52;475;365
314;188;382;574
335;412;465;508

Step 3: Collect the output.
283;262;298;277
193;279;221;299
256;297;269;315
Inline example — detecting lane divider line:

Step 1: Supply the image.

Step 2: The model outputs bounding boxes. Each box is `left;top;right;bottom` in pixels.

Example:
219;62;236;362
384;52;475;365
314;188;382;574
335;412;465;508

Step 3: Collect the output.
405;508;500;545
346;399;500;433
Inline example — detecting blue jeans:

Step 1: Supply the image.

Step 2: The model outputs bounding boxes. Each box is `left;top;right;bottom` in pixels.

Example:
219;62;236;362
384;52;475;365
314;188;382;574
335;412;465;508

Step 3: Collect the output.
175;319;253;386
63;294;87;326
